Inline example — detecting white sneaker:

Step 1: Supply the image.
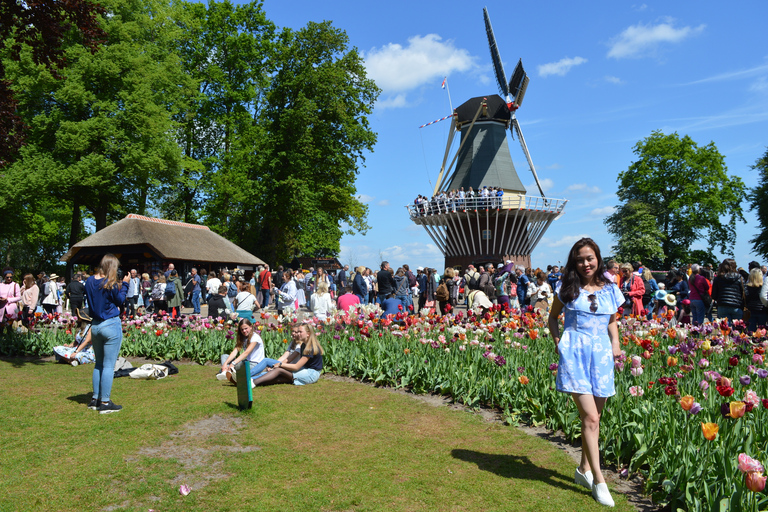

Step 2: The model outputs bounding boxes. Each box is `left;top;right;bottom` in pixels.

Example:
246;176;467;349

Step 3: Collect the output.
215;372;228;381
592;482;615;507
70;360;79;367
574;467;593;489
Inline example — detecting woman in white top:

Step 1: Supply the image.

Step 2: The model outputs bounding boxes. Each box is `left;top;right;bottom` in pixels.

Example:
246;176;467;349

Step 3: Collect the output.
220;318;264;384
276;270;298;316
310;281;335;321
233;281;258;321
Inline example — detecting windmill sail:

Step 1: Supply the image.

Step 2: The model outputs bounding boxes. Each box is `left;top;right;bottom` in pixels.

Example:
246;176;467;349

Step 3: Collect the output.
483;7;510;99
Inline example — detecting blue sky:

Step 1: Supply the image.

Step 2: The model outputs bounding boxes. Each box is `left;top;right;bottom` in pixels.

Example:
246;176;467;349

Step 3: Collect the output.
259;0;768;271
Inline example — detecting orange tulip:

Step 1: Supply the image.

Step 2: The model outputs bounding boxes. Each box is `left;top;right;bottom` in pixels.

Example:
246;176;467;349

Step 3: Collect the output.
680;395;694;411
518;376;530;385
528;329;538;340
667;356;678;367
729;401;746;419
701;422;719;441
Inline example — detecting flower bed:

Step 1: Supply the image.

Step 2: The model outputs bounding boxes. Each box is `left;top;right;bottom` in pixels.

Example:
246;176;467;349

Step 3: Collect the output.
2;306;767;510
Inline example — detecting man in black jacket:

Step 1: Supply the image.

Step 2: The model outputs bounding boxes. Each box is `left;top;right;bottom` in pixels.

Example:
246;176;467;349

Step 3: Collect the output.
66;272;86;316
377;261;396;303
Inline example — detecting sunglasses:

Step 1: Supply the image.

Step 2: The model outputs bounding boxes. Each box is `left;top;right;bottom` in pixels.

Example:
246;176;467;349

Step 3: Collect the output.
587;293;598;313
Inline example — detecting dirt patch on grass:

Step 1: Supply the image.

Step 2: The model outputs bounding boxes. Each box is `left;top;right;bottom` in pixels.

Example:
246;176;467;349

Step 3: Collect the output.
110;415;259;511
320;373;658;512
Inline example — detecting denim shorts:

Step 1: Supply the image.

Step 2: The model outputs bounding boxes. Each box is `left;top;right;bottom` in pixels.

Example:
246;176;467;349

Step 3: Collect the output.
293;368;320;386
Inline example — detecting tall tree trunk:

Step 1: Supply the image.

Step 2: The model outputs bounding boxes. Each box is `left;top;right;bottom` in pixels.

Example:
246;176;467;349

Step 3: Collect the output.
65;198;82;280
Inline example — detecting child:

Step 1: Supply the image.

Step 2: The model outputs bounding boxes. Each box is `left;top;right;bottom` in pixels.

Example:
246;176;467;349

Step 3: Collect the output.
677;299;692;325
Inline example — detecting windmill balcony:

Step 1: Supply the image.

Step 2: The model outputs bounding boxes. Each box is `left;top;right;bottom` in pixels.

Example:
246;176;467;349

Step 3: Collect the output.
406;195;567;219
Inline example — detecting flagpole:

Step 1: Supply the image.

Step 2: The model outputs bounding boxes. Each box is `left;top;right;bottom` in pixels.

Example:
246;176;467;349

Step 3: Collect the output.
443;77;454;112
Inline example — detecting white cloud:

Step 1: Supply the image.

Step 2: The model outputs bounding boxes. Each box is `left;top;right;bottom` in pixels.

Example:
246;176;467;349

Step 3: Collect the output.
377;199;390;206
526;178;554;193
380;243;442;266
542;234;591;248
590;206;616;216
633;4;648;11
750;76;768;93
607;20;705;59
605;75;624;85
545;163;562;170
566;183;602;194
357;194;374;204
364;34;475;93
538;56;587;77
681;63;768;86
376;94;409;110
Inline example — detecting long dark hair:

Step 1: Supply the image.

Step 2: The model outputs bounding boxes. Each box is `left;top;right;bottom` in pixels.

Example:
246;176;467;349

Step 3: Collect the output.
559;237;610;304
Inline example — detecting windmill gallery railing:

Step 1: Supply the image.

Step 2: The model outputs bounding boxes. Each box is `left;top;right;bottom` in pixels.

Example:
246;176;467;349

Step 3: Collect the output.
406;195;568;262
406;195;567;218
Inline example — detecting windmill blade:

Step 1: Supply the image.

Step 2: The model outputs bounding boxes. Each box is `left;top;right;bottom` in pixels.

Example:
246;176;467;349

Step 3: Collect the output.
508;59;530;105
511;116;545;198
483;7;510;99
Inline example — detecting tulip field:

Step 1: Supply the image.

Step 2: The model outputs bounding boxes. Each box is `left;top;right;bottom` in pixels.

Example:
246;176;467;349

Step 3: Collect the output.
3;305;768;511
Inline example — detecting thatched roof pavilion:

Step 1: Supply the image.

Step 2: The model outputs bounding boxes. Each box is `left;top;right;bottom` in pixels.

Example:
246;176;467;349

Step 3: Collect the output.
61;214;265;273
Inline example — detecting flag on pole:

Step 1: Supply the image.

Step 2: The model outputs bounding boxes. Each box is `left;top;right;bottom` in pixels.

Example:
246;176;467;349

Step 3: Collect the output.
441;77;446;89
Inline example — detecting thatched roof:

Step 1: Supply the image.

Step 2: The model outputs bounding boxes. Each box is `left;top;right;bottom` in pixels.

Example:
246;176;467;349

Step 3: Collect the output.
61;214;265;266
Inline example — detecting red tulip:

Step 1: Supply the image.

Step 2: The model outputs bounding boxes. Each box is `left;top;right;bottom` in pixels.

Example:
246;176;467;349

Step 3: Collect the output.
746;472;767;493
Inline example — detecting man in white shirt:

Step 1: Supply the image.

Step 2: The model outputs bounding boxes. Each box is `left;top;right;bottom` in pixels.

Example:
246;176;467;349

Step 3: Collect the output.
125;269;140;316
206;271;222;302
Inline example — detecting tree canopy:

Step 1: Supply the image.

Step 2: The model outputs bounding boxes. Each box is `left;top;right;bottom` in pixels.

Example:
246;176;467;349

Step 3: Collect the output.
605;131;746;269
748;147;768;261
0;0;378;274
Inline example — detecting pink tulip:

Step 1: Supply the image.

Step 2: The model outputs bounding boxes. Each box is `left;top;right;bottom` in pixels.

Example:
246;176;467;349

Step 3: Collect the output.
738;454;765;474
179;484;191;496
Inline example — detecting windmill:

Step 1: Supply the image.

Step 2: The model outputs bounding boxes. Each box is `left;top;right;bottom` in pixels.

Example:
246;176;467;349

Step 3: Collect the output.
408;7;567;270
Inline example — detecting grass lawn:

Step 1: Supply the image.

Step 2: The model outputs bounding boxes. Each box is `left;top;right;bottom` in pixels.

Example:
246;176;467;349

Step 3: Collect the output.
0;359;635;512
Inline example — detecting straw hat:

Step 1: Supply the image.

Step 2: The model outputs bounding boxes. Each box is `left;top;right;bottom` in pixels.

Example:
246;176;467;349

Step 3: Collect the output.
664;293;677;307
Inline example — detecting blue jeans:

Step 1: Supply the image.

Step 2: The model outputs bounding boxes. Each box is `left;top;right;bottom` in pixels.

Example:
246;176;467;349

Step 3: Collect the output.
249;358;280;378
91;316;123;402
260;289;271;308
718;305;743;324
192;290;201;314
690;299;705;325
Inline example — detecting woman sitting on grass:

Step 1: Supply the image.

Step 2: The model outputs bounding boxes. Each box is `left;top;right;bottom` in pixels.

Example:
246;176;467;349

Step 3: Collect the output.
53;320;95;366
253;322;323;386
219;318;264;384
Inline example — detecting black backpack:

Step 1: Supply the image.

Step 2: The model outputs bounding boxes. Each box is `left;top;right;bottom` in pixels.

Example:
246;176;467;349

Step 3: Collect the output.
467;272;479;290
641;278;653;306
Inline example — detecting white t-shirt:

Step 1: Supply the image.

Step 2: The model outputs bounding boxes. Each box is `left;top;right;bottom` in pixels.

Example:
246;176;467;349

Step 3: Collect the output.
244;332;264;364
206;277;222;295
235;291;256;311
310;293;335;320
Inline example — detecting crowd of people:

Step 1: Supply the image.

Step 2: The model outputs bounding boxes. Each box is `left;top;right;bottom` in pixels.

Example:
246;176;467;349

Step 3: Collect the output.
2;251;767;427
411;186;507;216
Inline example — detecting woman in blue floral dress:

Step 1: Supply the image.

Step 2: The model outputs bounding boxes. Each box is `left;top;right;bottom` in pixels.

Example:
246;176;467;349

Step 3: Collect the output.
548;238;623;507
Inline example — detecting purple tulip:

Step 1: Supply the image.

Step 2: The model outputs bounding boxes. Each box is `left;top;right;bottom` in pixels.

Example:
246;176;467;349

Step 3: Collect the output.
757;369;768;379
740;375;751;386
688;402;702;415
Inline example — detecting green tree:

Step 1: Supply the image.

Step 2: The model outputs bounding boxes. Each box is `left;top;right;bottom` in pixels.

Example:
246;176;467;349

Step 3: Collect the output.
604;201;665;265
0;0;195;273
159;0;275;224
605;131;746;268
748;147;768;260
245;21;379;264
